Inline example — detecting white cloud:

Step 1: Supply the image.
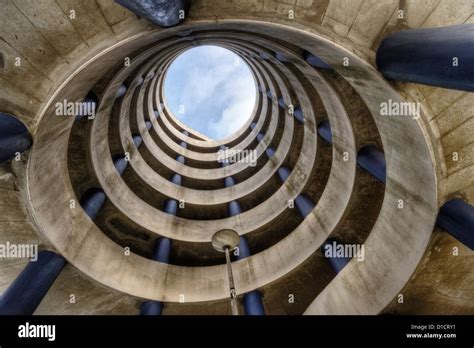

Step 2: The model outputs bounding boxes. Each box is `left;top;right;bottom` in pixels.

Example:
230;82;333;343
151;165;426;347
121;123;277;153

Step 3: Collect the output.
164;45;256;139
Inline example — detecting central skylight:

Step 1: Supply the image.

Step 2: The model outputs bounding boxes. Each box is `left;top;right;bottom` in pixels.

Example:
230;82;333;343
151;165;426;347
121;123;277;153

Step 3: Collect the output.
163;45;256;140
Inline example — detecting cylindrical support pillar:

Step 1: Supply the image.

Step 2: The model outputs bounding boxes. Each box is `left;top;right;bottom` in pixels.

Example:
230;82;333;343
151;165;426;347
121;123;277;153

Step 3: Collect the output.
80;188;106;219
164;199;178;215
132;134;142;147
304;51;332;70
113;155;128;176
317;121;332;144
277;166;291;182
295;194;315;218
0;251;66;315
115;0;191;28
0;113;32;164
152;237;172;264
139;301;163;315
357;146;386;183
376;24;474;92
437;199;474;249
266;147;275;158
257;133;264;142
293;107;304;123
171;173;182;185
243;291;265;315
115;84;127;99
228;200;242;217
139;237;172;315
277;97;286;109
234;234;265;315
145;120;152;130
176;155;185;164
224;176;236;187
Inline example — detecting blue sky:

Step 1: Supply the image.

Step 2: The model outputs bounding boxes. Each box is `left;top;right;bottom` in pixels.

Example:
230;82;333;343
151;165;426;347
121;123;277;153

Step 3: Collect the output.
163;45;256;140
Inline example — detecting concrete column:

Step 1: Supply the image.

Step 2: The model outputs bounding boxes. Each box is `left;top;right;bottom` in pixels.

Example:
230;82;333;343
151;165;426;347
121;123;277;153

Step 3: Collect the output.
277;98;304;123
115;84;127;99
437;199;474;250
80;188;106;219
0;112;32;164
357;146;386;183
0;251;66;315
140;179;178;315
317;121;332;144
113;155;128;176
304;51;332;70
132;134;142;147
377;24;474;92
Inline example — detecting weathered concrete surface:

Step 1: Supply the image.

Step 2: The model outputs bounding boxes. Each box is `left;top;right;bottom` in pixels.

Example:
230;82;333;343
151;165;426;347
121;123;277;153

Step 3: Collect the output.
0;0;471;315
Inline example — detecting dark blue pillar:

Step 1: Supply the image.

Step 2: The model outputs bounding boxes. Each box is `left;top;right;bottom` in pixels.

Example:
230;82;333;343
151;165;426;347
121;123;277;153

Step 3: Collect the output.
164;199;178;215
295;194;315;218
277;166;291;182
266;147;275;158
437;199;474;249
0;251;66;315
277;167;315;218
357;146;386;183
132;134;142;147
293;106;304;123
152;237;172;264
304;51;332;70
145;121;152;130
115;84;127;99
376;24;474;92
277;97;286;109
0;113;32;164
317;121;332;144
139;301;163;315
80;188;106;219
171;173;182;185
176;155;185;164
228;201;242;217
321;239;351;273
224;176;235;187
225;189;265;315
139;237;172;315
275;52;290;63
115;0;191;28
257;133;264;142
113;155;128;176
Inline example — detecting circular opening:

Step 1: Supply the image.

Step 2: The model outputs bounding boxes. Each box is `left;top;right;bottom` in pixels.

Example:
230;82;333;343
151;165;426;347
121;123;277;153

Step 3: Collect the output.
163;45;256;140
